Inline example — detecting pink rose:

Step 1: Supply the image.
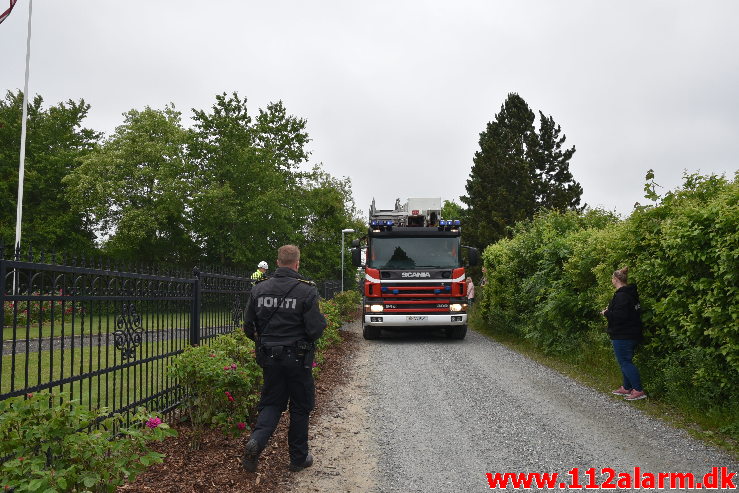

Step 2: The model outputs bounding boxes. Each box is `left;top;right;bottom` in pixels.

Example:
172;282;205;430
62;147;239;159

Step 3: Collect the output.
237;422;246;430
312;361;318;368
146;417;162;429
230;363;237;369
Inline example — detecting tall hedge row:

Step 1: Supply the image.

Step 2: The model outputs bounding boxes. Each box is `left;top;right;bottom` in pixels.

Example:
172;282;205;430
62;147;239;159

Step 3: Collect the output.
480;173;738;420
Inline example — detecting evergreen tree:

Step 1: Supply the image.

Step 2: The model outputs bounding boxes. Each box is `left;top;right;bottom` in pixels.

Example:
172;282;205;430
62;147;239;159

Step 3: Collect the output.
530;112;583;211
461;93;582;249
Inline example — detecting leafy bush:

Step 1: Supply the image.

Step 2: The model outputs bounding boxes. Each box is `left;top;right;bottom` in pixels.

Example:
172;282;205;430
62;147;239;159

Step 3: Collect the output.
3;293;85;327
317;290;360;355
330;290;362;321
479;171;738;426
169;330;262;447
0;392;175;493
170;295;355;446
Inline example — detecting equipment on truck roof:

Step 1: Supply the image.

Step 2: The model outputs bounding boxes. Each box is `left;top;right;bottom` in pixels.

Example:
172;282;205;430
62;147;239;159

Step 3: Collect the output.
369;198;443;227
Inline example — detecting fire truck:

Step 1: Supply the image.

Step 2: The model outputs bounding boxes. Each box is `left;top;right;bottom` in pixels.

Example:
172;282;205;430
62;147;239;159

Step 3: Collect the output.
350;198;479;340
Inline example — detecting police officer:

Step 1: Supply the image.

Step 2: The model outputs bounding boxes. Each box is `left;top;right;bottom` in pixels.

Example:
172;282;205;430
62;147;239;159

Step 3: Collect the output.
250;260;269;281
242;245;327;473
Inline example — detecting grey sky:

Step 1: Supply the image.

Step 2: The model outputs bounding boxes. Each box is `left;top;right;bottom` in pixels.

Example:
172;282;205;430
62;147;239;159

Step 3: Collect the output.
2;1;738;220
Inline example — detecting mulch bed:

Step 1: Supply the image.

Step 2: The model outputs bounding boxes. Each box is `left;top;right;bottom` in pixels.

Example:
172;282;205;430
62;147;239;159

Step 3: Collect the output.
119;329;359;493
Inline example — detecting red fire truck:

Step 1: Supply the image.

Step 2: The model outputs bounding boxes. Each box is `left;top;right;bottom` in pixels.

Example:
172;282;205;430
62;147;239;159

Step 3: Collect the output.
350;198;479;340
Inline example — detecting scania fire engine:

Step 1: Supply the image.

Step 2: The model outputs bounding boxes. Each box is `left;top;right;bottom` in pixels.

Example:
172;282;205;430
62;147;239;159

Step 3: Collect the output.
350;198;479;340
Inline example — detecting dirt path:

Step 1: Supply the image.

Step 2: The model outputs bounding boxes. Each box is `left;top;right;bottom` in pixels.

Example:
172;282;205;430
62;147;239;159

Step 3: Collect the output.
289;320;379;492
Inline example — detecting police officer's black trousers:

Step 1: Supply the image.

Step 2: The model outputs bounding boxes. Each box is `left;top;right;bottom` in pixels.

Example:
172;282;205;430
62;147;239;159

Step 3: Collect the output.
250;362;315;464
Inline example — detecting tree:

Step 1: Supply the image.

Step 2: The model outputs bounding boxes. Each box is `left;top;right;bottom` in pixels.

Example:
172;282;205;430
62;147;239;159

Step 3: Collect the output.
530;112;583;211
62;92;363;280
189;92;257;266
64;105;196;262
0;91;100;254
189;94;314;268
188;93;362;279
297;170;364;283
441;199;463;221
461;93;582;249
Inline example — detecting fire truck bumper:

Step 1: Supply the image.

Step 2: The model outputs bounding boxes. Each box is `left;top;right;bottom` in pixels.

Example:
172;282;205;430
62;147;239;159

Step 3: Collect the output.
364;314;467;327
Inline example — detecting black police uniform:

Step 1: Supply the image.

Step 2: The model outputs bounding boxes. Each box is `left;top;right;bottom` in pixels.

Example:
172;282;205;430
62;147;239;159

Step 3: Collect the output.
244;266;327;466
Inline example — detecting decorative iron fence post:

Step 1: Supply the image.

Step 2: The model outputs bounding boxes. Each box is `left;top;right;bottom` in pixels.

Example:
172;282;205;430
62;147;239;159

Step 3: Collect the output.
190;267;201;346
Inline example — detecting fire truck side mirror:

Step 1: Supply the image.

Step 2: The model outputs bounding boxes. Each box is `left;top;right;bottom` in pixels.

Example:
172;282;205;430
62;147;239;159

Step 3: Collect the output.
468;247;480;266
351;247;362;267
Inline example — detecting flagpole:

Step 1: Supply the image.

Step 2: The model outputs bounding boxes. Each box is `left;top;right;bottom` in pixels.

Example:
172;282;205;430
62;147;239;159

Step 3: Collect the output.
13;0;32;292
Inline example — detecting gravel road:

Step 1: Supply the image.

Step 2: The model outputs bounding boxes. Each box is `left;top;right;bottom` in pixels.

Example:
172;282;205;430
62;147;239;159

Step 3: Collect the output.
293;321;737;492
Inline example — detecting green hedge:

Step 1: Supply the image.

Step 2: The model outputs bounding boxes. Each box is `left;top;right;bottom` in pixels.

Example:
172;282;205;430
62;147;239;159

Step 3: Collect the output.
480;172;738;429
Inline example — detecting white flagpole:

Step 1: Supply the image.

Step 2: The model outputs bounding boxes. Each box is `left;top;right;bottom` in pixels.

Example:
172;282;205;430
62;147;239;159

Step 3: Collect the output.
13;0;32;293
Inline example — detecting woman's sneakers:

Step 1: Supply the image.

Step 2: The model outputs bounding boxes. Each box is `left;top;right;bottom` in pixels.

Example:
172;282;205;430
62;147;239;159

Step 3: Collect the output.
611;386;631;396
612;386;647;400
624;389;647;401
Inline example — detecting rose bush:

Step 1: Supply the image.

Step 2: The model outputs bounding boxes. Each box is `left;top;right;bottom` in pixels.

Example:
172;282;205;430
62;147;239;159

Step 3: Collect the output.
168;329;262;448
169;289;360;446
3;292;85;327
0;392;176;493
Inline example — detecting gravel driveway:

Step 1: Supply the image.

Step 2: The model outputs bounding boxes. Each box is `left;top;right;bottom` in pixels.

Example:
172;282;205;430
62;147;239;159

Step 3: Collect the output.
292;321;737;492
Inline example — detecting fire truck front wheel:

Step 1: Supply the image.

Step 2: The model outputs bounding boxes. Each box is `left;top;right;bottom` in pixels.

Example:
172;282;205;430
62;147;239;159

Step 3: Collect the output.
448;325;467;340
363;324;381;340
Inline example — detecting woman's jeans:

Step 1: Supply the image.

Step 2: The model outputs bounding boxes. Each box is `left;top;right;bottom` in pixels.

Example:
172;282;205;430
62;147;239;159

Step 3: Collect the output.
611;339;642;391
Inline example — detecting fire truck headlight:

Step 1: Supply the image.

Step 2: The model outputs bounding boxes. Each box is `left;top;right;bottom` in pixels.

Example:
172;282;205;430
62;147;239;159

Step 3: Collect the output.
369;304;384;313
449;303;463;312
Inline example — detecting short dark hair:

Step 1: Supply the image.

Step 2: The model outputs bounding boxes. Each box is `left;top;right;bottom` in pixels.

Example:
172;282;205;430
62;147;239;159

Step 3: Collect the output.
277;245;300;266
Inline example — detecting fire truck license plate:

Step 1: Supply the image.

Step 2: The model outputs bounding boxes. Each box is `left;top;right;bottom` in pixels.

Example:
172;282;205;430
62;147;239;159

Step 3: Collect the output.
407;316;428;321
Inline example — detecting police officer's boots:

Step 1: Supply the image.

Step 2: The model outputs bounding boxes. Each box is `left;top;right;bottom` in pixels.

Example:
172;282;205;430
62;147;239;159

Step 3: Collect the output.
289;452;314;472
242;439;261;472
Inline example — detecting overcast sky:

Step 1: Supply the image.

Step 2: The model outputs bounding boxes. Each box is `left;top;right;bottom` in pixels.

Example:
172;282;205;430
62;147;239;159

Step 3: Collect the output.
2;1;738;220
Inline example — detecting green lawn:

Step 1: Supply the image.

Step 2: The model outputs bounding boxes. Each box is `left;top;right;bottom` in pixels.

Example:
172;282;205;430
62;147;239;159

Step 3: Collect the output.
3;310;235;340
1;339;187;413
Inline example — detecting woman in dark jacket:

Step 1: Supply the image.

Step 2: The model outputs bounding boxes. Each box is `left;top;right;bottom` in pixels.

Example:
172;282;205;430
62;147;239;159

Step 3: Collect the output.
601;267;646;401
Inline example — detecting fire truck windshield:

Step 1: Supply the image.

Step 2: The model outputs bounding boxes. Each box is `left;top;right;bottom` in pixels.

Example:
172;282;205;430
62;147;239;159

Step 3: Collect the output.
368;237;461;270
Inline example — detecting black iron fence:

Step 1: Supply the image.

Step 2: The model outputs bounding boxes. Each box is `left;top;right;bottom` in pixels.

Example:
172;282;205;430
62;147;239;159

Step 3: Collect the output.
316;279;341;300
1;249;340;420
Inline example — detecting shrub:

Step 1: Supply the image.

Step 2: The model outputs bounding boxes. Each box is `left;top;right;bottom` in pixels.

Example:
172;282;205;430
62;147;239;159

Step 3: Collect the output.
330;290;361;321
168;330;262;448
3;293;85;327
0;392;175;493
169;295;352;447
